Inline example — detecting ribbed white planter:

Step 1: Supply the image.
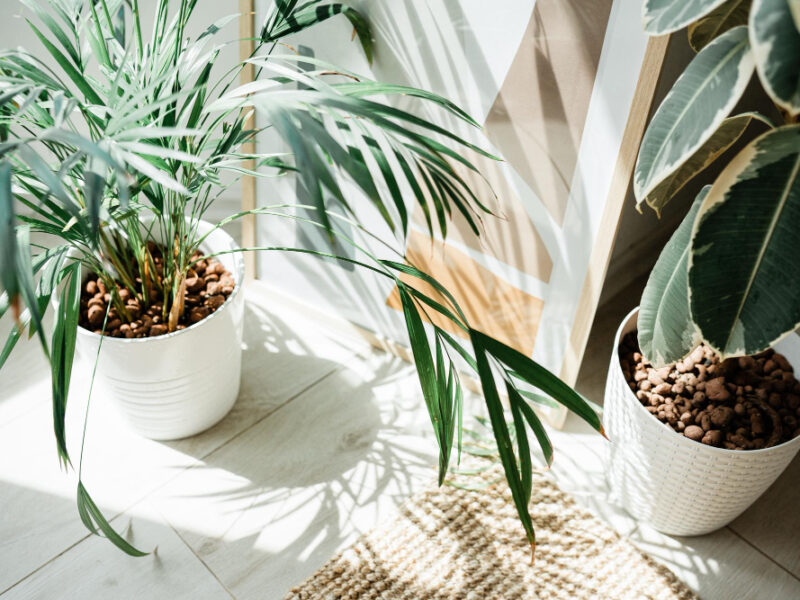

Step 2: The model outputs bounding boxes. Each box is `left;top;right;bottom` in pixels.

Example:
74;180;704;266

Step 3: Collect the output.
71;221;244;440
604;307;800;536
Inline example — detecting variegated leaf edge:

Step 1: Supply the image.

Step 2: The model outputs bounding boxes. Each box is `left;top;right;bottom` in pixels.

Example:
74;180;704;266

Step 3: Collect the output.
791;0;800;32
643;0;730;35
687;0;751;52
634;27;755;206
749;0;800;116
638;187;708;368
641;111;771;215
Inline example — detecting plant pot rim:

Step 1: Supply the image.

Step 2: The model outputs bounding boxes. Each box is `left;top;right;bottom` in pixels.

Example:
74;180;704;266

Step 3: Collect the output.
614;306;800;457
63;219;244;345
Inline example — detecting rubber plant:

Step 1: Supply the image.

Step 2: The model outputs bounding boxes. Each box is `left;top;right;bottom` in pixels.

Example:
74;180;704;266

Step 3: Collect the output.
0;0;602;560
635;0;800;367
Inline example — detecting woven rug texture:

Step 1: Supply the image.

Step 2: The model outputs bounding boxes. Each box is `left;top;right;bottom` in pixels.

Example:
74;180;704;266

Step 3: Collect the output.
286;466;698;600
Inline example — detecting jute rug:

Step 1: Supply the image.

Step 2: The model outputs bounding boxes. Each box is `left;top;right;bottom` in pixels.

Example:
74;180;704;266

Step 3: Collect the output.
286;465;698;600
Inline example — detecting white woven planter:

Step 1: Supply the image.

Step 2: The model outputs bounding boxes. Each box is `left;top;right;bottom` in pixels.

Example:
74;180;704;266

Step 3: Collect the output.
604;307;800;536
70;221;244;440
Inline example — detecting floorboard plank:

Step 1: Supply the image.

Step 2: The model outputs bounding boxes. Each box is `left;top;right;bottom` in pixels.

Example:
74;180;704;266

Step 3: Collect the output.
1;503;234;600
729;454;800;579
0;284;369;593
630;522;800;599
151;352;439;600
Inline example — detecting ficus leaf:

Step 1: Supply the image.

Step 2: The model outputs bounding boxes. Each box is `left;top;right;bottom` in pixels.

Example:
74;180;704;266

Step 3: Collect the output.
643;0;729;35
689;125;800;358
634;27;754;208
640;112;769;216
638;187;708;368
688;0;751;52
749;0;800;116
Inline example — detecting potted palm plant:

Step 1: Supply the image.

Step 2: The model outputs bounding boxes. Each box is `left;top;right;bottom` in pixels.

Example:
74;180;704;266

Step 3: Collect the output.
605;0;800;536
1;0;603;558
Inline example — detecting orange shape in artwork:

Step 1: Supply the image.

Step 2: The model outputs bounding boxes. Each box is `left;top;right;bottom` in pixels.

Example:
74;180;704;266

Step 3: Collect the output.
386;231;545;357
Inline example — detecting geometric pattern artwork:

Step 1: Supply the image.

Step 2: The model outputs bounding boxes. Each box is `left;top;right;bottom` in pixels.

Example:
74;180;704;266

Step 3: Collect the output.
484;0;615;227
386;230;546;357
254;0;656;425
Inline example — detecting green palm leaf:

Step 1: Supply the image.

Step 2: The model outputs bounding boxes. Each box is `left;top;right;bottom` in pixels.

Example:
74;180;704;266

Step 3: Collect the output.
470;330;536;559
471;330;603;434
262;1;373;63
0;161;17;309
51;261;80;468
77;482;147;557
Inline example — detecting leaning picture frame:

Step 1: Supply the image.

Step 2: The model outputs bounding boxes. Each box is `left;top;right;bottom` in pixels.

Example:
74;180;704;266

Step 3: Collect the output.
239;0;669;428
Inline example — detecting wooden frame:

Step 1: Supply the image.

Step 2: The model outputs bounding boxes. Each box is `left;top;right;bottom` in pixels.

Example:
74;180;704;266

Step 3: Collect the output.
559;34;670;387
239;0;257;281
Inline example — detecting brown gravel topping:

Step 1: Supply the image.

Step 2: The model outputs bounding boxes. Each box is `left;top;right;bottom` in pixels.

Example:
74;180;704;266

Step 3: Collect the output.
78;249;234;338
619;331;800;450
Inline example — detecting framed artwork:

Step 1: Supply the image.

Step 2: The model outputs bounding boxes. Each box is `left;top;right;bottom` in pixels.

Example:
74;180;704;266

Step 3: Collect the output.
240;0;669;427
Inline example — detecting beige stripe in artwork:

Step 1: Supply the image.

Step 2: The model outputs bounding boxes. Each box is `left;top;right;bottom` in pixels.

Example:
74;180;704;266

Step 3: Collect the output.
484;0;614;226
386;231;545;356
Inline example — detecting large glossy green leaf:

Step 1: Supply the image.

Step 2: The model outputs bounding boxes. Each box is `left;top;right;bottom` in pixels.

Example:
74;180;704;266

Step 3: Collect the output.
750;0;800;116
643;0;729;34
635;27;754;208
688;0;751;51
639;187;708;367
640;112;768;215
689;125;800;358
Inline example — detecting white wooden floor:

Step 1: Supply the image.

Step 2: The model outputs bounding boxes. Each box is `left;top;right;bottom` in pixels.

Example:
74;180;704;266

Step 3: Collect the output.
0;280;798;600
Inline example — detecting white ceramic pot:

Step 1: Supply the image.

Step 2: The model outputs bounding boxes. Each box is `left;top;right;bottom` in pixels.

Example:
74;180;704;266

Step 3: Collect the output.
71;221;244;440
604;307;800;536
